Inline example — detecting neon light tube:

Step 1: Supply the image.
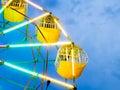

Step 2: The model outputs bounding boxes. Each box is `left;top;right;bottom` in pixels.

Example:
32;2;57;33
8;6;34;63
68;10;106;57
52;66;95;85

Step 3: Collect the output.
54;19;67;37
0;42;71;48
72;49;75;76
25;0;44;11
37;74;74;89
2;61;74;89
0;0;13;13
8;42;72;48
2;13;49;34
4;62;37;76
54;19;72;42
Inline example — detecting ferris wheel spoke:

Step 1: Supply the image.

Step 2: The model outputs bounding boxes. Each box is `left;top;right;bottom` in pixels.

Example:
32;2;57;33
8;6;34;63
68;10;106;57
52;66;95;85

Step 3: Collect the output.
24;0;49;13
0;0;13;13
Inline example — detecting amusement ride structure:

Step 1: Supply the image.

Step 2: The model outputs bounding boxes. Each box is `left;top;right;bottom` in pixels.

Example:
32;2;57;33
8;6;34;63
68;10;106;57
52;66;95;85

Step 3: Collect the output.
0;0;88;90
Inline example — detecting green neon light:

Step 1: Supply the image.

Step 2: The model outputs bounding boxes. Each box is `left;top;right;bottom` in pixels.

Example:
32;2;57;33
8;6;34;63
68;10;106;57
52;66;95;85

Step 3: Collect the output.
9;42;71;48
4;62;37;76
3;61;74;89
9;43;42;48
2;13;49;34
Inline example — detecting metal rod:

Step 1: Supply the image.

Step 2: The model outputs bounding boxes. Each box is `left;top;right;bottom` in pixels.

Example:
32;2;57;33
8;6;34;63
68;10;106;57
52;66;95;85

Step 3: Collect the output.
0;45;8;48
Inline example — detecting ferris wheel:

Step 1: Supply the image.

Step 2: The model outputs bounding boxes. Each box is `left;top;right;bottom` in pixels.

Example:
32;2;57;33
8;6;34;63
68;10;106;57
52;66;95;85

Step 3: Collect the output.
0;0;88;90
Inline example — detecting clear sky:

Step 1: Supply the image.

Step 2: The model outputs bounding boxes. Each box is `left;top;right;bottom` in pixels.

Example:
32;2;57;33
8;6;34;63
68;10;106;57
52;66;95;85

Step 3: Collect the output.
0;0;120;90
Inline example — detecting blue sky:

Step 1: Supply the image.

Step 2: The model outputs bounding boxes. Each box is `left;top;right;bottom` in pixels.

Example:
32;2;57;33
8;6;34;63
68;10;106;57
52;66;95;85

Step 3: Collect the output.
0;0;120;90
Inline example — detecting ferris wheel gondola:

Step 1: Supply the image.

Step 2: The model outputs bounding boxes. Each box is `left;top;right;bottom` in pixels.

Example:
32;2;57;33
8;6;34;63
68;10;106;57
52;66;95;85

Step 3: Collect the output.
36;14;61;43
55;44;88;79
2;0;27;22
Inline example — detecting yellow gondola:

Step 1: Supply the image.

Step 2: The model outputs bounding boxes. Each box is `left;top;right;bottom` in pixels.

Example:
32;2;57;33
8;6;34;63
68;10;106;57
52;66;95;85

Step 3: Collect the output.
55;44;88;79
36;15;61;43
2;0;27;22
